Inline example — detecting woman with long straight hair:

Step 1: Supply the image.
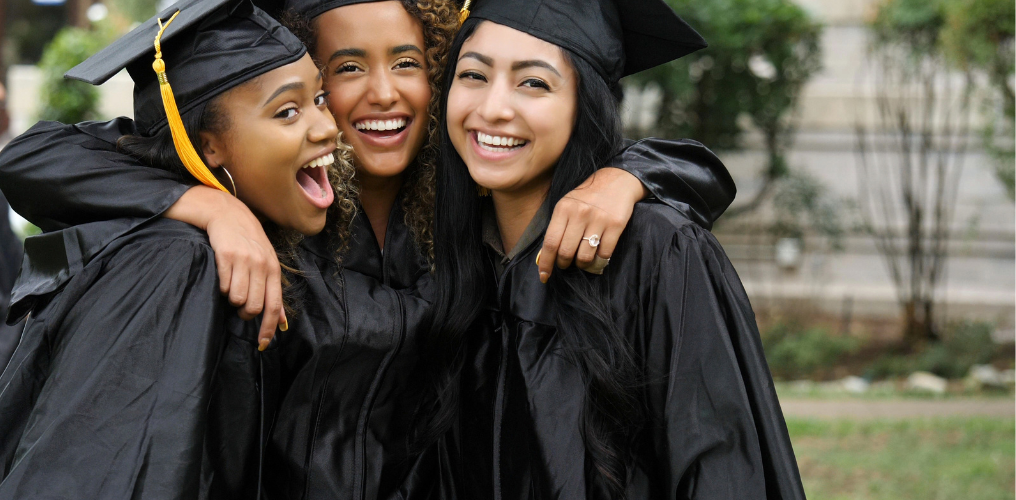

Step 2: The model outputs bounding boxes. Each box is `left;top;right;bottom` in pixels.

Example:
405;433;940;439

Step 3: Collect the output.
0;1;345;496
424;1;807;497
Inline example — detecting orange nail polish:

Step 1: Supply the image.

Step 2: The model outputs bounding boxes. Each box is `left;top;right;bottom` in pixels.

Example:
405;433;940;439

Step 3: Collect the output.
539;271;549;284
280;317;289;332
258;338;270;352
536;249;542;266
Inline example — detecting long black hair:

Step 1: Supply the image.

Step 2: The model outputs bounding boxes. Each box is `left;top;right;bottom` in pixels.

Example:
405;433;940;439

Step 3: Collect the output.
422;18;643;498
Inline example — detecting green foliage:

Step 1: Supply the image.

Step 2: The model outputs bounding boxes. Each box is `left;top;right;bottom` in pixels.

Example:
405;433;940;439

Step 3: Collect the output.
864;321;1001;380
943;0;1015;200
36;26;113;123
763;323;861;380
625;0;823;151
873;0;1016;200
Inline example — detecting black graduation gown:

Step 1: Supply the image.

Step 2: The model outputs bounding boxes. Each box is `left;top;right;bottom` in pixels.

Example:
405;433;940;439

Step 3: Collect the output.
0;119;739;499
0;191;23;371
449;202;806;499
0;218;276;499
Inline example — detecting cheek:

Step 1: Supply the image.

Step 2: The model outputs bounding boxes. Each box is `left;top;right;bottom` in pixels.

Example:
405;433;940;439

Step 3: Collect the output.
324;79;359;125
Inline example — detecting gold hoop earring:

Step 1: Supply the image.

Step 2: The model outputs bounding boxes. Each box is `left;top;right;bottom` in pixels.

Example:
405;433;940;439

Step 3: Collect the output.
220;166;237;197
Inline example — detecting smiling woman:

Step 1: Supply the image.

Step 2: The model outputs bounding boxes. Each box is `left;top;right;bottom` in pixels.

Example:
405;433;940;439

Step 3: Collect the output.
0;1;339;497
423;1;808;498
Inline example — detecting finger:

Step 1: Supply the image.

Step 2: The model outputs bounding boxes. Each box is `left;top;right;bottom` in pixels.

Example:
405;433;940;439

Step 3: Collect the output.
539;206;570;282
594;225;621;261
573;224;605;270
243;271;266;320
229;261;252;319
258;260;284;346
215;252;234;296
555;218;587;270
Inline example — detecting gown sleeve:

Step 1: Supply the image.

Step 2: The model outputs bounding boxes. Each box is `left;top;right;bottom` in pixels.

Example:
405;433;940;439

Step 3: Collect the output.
0;119;191;232
611;138;737;230
0;232;230;497
640;220;805;500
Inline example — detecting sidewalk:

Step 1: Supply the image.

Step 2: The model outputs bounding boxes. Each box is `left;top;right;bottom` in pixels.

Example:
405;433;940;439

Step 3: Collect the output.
780;398;1015;419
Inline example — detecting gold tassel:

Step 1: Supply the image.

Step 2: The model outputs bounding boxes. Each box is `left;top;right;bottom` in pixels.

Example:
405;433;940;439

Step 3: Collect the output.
459;0;472;25
476;184;490;196
152;12;230;194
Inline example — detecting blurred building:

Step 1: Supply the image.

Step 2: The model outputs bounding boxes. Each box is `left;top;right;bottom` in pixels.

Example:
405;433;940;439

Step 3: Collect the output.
716;0;1015;335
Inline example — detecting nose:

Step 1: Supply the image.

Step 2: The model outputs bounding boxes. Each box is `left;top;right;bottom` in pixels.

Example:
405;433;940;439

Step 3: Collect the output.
366;67;398;108
308;104;340;146
475;79;515;124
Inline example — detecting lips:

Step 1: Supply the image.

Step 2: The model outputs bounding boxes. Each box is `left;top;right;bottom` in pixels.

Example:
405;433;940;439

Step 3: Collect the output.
354;117;409;138
469;131;529;162
296;152;335;209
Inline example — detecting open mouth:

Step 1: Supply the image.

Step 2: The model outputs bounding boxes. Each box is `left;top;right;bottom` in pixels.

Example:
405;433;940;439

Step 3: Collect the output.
354;117;409;138
296;152;335;209
474;132;528;152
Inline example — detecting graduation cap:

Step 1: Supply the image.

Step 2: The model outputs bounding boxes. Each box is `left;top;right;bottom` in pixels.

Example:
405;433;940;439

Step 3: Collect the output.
459;0;706;84
283;0;383;20
66;0;307;192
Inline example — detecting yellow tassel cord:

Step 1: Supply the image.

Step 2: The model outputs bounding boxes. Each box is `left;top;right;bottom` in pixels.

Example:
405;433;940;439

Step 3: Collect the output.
152;12;230;193
459;0;472;25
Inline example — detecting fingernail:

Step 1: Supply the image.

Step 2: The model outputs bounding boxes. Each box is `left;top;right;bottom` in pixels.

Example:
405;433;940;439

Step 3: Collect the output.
280;317;289;332
258;338;270;351
539;271;549;284
535;249;542;266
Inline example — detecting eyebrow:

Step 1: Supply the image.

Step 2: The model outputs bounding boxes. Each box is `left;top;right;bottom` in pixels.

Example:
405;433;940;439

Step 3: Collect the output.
511;59;562;77
328;47;368;64
459;51;493;66
390;44;424;56
263;82;305;107
459;52;562;78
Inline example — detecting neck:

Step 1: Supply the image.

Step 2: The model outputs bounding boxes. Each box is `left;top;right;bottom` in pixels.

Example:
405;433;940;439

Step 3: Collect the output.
357;167;404;251
491;179;551;254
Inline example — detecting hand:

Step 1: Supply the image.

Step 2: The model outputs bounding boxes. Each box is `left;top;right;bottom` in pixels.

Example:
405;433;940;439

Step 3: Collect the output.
538;167;648;282
165;186;287;349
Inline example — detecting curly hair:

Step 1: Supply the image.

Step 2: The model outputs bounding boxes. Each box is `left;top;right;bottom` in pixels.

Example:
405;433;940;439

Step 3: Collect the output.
279;0;459;264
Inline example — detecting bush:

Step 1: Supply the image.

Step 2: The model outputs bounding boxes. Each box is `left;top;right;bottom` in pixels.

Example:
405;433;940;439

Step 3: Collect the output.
763;323;861;380
36;26;112;123
864;321;1001;380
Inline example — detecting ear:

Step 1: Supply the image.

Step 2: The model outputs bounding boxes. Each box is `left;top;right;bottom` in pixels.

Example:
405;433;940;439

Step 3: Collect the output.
199;130;228;169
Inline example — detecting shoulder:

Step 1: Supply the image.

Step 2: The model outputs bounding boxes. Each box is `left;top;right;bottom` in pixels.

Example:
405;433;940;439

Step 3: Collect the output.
611;201;730;279
100;219;215;270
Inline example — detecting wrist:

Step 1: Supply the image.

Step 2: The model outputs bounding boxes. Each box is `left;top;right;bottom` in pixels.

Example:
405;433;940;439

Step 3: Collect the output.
602;166;649;203
166;186;234;231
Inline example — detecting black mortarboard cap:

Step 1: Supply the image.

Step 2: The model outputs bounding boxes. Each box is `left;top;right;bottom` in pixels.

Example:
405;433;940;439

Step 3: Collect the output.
67;0;307;136
464;0;706;84
283;0;382;20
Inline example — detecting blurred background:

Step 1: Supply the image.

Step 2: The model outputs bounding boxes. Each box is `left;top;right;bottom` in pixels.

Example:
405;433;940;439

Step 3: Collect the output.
0;0;1011;497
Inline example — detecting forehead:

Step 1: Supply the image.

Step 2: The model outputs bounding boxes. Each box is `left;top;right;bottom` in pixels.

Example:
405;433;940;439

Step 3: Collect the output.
316;1;424;45
461;21;568;67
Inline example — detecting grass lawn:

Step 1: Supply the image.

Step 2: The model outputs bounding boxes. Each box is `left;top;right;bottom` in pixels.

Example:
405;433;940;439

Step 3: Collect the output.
788;417;1015;500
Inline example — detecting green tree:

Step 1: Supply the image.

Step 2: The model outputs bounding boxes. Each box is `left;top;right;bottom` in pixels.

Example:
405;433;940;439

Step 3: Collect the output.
36;26;111;123
625;0;823;214
941;0;1015;200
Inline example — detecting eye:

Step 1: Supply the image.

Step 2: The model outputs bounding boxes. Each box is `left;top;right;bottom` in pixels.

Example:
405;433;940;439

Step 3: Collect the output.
274;107;299;120
394;57;423;70
457;70;486;82
335;62;362;74
314;91;330;107
521;78;550;90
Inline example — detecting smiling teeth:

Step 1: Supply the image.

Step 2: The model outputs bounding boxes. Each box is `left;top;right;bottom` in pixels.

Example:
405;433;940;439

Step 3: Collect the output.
477;132;526;149
302;153;335;169
355;118;407;132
